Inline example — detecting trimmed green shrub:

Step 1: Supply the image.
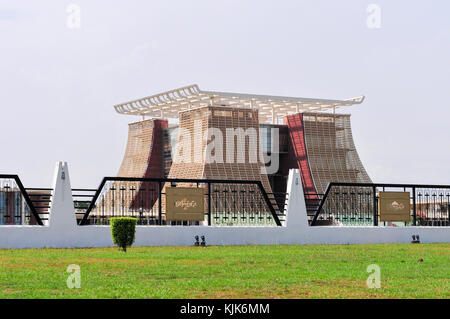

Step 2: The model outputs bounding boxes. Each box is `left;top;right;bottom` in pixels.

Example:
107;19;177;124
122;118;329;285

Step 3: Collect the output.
110;217;137;252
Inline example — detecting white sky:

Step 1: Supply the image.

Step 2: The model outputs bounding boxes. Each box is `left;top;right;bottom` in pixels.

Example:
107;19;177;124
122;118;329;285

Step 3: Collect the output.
0;0;449;188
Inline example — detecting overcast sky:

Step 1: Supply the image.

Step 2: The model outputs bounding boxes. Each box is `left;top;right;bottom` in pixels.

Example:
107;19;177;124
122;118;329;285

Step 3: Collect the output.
0;0;449;188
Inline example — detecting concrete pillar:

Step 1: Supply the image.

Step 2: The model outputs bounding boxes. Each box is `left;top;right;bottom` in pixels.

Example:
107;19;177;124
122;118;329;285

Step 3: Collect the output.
49;162;77;230
285;169;309;228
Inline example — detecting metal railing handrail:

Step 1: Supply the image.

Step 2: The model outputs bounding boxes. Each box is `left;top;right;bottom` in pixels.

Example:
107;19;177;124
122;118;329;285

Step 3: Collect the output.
313;182;450;189
0;174;44;225
310;182;450;226
25;188;53;191
79;177;283;226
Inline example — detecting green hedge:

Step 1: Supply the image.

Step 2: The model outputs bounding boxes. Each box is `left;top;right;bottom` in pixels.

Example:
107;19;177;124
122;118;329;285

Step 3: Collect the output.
110;217;137;252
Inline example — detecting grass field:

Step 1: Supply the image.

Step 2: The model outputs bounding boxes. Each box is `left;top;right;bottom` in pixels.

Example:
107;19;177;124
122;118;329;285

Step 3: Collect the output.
0;244;448;299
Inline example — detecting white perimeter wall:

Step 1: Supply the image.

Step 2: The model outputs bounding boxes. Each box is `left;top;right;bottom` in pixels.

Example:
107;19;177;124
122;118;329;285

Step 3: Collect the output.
0;162;448;249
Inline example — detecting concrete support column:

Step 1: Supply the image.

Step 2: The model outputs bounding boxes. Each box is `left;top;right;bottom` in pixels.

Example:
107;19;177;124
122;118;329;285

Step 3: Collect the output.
49;162;77;230
285;169;309;228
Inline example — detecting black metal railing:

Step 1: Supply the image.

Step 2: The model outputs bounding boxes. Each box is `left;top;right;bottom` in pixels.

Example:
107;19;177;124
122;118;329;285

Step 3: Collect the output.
77;177;286;226
310;182;450;226
0;175;46;225
304;193;324;218
72;188;97;222
25;188;52;224
273;191;289;218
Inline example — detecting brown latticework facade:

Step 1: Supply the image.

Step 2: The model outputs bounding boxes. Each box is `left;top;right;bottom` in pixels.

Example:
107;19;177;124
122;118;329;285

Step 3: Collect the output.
158;106;276;218
167;106;272;193
90;119;167;219
117;119;167;178
302;112;372;194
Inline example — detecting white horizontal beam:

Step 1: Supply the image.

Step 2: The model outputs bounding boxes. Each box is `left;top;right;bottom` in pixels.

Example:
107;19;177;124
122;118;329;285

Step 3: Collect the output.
114;84;365;122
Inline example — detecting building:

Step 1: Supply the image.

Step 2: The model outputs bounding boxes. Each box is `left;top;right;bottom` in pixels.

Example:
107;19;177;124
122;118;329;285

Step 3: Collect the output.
91;84;371;223
0;189;47;225
0;190;24;225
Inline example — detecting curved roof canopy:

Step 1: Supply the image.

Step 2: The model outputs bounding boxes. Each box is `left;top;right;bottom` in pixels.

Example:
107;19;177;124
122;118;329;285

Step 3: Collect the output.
114;84;365;123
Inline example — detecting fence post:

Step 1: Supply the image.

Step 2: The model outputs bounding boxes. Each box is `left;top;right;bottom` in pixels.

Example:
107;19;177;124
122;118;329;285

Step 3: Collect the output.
207;182;211;226
49;162;77;230
12;176;44;226
372;185;378;226
412;187;417;226
158;181;162;225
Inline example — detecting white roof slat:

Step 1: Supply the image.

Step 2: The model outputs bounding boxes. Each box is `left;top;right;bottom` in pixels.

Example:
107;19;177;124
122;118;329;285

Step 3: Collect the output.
113;84;365;123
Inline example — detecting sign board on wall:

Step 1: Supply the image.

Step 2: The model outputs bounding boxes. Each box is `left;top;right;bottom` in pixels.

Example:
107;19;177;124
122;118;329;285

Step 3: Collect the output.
378;191;411;222
165;187;205;221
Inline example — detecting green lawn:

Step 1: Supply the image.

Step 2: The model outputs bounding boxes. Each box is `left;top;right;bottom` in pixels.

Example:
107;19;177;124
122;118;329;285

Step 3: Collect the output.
0;244;448;298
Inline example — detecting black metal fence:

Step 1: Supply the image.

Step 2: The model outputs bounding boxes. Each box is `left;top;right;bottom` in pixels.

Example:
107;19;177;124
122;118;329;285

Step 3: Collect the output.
304;193;324;219
7;173;448;228
25;188;52;225
310;182;450;226
77;177;286;226
0;175;47;225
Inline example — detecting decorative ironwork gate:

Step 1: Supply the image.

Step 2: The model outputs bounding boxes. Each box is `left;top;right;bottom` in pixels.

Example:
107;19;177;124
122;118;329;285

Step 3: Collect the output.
0;175;49;226
310;182;450;226
77;177;287;226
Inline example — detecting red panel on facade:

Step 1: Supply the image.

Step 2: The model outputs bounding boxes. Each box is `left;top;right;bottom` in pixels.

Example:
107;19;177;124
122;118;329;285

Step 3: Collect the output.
143;119;167;179
284;114;318;199
132;119;168;210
